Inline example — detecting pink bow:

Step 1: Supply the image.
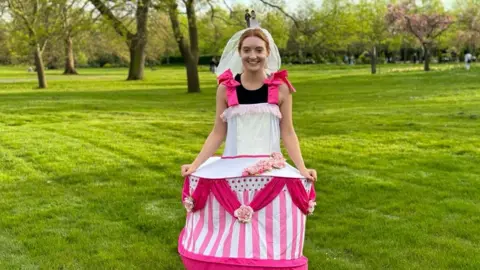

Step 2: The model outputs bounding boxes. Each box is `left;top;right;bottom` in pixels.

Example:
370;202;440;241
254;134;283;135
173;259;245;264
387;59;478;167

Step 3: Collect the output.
217;69;240;87
264;70;296;92
217;69;240;106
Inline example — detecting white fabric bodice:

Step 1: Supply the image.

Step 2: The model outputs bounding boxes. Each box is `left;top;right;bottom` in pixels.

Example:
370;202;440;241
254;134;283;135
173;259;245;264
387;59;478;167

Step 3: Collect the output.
222;103;281;156
191;103;303;179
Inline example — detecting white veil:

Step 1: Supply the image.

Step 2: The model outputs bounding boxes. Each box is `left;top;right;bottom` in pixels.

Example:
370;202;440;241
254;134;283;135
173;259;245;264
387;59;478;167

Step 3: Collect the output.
215;21;281;76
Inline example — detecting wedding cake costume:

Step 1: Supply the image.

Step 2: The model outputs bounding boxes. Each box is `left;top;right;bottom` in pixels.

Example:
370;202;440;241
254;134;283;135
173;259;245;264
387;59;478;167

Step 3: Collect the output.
178;15;316;270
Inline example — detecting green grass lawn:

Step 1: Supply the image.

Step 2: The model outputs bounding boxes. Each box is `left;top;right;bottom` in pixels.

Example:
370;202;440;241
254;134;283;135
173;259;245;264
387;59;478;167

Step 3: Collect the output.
0;64;479;269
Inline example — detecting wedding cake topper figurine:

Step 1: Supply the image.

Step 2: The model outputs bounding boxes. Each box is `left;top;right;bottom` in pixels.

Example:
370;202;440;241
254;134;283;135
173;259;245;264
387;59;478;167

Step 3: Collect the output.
245;9;251;27
245;9;260;28
250;10;259;27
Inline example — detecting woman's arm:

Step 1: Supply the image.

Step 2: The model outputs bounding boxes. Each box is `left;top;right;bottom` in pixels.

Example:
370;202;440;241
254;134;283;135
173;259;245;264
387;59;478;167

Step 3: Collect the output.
279;84;317;181
182;85;228;176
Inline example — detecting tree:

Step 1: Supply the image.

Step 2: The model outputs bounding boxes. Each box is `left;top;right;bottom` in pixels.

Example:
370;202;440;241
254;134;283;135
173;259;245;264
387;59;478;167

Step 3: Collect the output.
146;9;177;64
6;0;61;88
89;0;151;80
59;0;94;74
355;0;389;74
386;1;453;71
456;0;480;54
165;0;200;93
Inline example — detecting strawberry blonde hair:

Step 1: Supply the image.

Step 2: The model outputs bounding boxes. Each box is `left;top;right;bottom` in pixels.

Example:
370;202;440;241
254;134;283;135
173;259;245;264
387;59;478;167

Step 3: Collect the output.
237;28;270;53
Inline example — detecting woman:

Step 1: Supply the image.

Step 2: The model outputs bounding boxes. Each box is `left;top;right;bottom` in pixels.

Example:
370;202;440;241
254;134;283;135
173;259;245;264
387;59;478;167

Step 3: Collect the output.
178;26;317;270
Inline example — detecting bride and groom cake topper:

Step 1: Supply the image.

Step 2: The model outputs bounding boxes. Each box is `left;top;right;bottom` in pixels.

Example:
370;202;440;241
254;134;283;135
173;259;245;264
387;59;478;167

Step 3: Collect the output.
244;9;259;28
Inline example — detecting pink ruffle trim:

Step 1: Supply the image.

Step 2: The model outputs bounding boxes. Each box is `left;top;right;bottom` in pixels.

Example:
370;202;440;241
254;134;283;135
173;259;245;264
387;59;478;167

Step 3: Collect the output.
220;103;282;121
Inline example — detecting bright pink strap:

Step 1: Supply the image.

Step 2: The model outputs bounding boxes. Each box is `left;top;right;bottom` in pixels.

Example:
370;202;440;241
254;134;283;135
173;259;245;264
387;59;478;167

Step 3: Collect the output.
217;69;240;107
221;154;271;159
264;70;296;105
275;70;296;93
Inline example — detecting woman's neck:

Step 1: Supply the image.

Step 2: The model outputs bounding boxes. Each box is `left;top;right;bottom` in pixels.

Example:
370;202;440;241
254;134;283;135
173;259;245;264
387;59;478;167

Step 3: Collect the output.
242;69;266;83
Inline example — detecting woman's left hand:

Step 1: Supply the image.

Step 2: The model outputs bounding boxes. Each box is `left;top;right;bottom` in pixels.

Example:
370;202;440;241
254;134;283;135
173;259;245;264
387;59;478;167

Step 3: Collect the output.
299;168;317;182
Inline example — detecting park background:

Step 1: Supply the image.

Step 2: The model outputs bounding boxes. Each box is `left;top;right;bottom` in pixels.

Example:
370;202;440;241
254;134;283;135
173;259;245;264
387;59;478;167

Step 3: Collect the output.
1;0;479;269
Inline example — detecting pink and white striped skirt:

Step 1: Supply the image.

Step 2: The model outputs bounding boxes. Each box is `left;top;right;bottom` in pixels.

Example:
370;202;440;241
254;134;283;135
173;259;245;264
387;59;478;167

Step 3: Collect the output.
178;176;315;269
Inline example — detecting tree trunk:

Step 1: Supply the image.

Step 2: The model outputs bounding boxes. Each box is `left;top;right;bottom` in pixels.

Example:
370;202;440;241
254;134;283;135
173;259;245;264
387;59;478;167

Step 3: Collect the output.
127;35;146;80
423;44;430;71
168;1;200;93
371;45;377;74
185;0;199;62
89;0;150;81
127;0;149;80
34;44;47;89
64;36;78;75
185;54;200;93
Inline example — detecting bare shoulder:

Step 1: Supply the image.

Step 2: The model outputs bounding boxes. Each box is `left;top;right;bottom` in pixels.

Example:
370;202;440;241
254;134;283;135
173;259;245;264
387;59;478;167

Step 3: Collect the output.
278;83;291;105
217;84;227;96
278;83;290;95
216;84;228;103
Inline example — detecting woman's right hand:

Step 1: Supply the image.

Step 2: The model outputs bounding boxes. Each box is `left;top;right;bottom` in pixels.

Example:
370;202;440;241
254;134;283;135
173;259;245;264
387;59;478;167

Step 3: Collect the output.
181;164;197;177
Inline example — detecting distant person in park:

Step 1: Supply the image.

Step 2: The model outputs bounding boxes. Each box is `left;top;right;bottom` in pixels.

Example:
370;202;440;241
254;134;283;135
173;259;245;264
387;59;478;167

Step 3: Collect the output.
465;51;473;71
178;16;317;270
209;57;217;73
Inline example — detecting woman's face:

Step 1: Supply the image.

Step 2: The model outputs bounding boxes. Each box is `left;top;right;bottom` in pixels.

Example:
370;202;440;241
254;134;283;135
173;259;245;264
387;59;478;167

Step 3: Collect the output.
240;36;269;73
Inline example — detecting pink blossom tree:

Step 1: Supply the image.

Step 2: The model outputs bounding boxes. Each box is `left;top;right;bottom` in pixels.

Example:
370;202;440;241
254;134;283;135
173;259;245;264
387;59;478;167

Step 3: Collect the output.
457;0;480;53
386;1;453;71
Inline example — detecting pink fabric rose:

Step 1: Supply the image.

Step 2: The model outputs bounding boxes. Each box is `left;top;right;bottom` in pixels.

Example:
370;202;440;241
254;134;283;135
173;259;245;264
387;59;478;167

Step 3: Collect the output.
241;152;287;176
271;159;286;169
183;196;194;212
271;152;286;169
234;205;254;223
307;200;316;215
271;152;284;160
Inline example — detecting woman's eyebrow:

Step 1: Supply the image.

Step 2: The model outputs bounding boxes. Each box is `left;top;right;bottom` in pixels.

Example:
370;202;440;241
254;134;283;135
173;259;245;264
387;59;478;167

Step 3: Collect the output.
242;46;264;50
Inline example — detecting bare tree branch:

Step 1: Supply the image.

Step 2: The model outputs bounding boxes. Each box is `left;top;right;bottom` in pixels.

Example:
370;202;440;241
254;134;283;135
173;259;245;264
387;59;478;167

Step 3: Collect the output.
6;0;36;36
206;0;215;22
206;0;221;52
213;14;244;28
257;0;300;28
89;0;131;37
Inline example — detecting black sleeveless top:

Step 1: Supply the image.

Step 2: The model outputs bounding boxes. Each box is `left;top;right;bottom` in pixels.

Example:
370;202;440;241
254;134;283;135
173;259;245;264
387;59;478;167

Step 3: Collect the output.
234;74;268;104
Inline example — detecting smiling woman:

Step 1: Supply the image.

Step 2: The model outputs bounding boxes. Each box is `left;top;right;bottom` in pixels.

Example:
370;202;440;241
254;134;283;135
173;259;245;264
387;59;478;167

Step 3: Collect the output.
178;24;317;269
238;29;270;75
